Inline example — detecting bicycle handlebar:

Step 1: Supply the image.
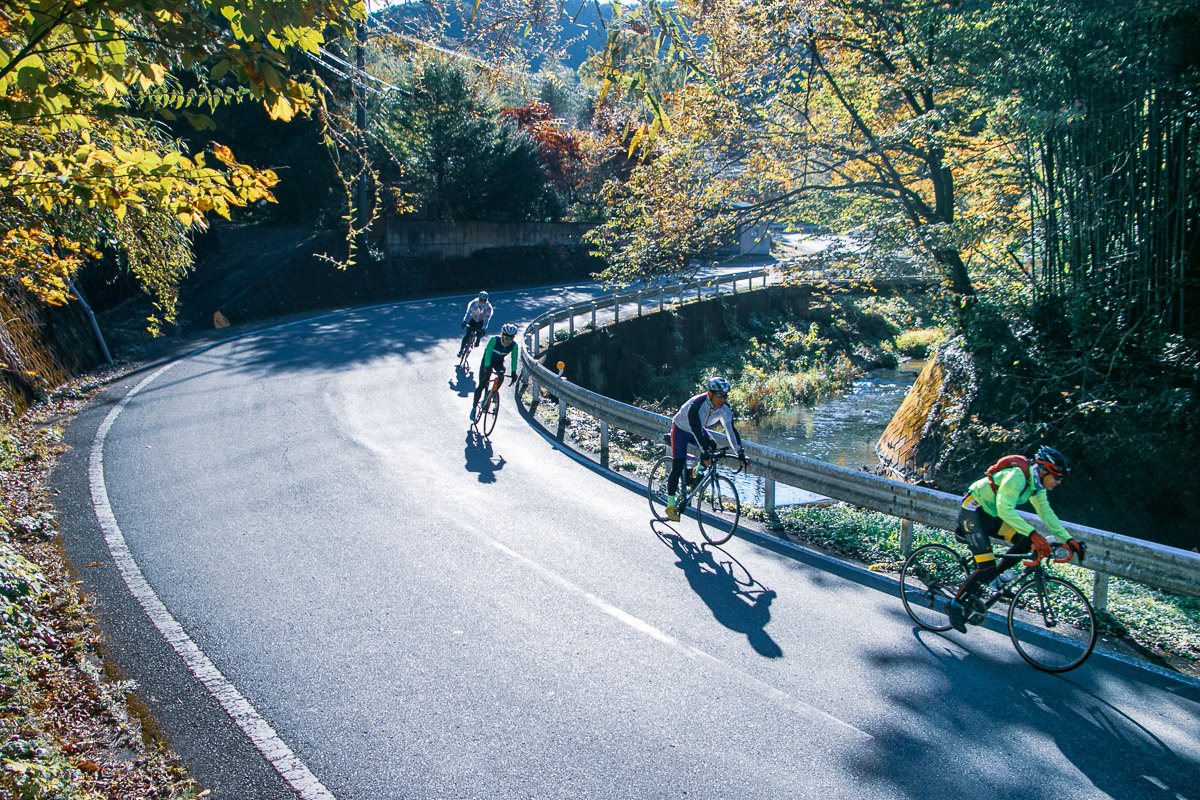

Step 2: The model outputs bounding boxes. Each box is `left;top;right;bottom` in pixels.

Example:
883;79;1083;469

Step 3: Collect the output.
703;447;748;474
1021;543;1075;568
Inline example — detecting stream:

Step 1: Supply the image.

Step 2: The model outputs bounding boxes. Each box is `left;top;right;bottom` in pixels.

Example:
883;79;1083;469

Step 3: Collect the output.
732;360;924;506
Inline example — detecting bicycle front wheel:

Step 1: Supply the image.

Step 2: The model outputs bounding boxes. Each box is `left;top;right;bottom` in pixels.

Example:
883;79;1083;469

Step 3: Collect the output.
479;390;500;436
1007;575;1096;672
900;544;970;632
647;456;674;522
697;474;740;545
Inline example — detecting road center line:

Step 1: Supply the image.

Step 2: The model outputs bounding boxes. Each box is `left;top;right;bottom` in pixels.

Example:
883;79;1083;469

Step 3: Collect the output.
89;362;337;800
471;527;872;741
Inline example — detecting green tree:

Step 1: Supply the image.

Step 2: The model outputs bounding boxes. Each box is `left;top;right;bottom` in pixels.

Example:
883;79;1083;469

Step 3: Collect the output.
375;60;558;221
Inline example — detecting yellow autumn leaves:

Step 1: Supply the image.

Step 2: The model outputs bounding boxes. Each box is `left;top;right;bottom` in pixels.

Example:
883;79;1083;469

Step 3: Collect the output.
0;0;362;324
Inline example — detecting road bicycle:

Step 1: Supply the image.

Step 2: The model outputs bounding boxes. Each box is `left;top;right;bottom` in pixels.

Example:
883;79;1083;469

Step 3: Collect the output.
899;540;1097;672
457;323;483;368
471;372;506;437
647;445;745;545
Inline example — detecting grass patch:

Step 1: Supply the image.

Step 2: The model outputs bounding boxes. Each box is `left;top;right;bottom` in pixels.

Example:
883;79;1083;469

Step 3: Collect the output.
893;328;947;358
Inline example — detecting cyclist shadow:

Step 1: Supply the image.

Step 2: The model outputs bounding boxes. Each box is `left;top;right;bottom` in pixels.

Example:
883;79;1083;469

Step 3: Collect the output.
449;365;476;398
464;429;504;482
650;521;782;659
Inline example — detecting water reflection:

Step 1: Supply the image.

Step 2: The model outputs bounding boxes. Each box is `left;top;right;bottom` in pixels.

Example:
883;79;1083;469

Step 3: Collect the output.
733;361;923;506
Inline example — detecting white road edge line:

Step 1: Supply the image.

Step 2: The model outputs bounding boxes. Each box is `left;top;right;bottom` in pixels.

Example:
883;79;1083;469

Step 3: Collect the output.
89;361;337;800
471;525;873;741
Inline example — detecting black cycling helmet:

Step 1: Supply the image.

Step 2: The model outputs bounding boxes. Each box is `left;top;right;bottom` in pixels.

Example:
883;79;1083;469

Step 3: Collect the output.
1033;445;1070;478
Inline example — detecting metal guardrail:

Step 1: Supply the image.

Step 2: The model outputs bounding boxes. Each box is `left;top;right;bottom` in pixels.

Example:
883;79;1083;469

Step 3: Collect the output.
520;277;1200;603
528;268;771;356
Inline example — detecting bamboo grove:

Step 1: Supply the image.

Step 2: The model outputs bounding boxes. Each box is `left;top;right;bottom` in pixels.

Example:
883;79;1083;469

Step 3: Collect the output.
1033;93;1197;343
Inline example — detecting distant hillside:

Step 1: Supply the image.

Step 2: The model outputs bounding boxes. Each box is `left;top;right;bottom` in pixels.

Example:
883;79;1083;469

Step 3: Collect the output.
373;0;612;69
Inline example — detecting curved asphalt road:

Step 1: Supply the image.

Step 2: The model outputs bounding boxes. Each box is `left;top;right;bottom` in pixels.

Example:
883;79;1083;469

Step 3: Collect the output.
54;286;1200;800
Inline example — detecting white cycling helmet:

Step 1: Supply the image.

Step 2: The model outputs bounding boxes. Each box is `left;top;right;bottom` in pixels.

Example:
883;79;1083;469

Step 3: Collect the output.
478;291;489;301
706;376;731;393
501;322;518;337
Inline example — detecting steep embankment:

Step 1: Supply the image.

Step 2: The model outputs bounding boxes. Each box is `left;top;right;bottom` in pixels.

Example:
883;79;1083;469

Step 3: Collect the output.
878;338;1199;551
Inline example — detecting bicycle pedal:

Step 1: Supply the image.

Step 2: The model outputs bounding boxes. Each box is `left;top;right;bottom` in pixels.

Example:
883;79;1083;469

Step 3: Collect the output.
964;595;988;626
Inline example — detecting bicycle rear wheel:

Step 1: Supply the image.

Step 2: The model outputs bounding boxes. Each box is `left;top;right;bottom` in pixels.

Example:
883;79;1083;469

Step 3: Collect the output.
1007;575;1096;672
696;474;740;545
647;456;674;522
479;389;500;436
458;346;471;369
900;544;970;632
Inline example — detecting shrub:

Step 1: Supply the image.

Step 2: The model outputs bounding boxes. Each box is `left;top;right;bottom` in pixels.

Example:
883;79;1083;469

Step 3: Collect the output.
893;328;947;358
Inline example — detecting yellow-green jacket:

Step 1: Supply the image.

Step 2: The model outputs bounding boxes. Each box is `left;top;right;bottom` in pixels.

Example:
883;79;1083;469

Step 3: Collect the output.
968;466;1068;540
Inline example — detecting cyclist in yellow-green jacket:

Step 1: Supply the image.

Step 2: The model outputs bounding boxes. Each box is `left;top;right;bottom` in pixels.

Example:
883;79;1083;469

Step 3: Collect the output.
947;446;1087;633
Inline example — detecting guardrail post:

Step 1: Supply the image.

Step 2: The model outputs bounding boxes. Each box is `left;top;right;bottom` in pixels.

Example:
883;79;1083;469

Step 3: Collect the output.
534;325;540;355
591;302;597;330
599;420;610;469
1093;572;1110;612
637;291;643;317
659;288;665;312
765;479;776;515
549;317;555;344
569;309;574;338
732;276;738;294
900;519;913;557
614;293;620;324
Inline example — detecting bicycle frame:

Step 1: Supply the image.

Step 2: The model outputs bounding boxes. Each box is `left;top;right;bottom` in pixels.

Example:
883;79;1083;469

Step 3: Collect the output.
900;540;1096;671
472;370;507;436
677;448;740;506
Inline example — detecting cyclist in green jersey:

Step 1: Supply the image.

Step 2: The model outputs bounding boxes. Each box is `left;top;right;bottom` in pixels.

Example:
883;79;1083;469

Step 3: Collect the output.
470;322;519;422
947;446;1087;633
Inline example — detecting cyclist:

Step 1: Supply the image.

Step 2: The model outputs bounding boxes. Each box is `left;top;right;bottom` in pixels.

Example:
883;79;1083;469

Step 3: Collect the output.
458;291;493;359
947;445;1087;633
665;377;746;522
470;322;520;422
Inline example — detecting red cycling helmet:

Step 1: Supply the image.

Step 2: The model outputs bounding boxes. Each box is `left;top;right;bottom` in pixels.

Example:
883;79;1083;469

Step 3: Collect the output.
1034;445;1070;477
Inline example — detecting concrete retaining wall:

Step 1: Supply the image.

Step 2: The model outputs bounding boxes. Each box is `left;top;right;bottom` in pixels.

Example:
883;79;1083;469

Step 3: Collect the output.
385;219;594;259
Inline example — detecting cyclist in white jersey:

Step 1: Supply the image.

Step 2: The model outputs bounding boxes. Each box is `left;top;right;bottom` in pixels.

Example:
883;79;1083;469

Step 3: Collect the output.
458;291;493;358
666;377;746;521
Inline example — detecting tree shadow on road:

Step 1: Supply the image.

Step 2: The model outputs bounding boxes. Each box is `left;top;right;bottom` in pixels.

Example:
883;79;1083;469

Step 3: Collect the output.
464;429;505;483
116;285;604;404
650;521;782;659
841;631;1200;800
